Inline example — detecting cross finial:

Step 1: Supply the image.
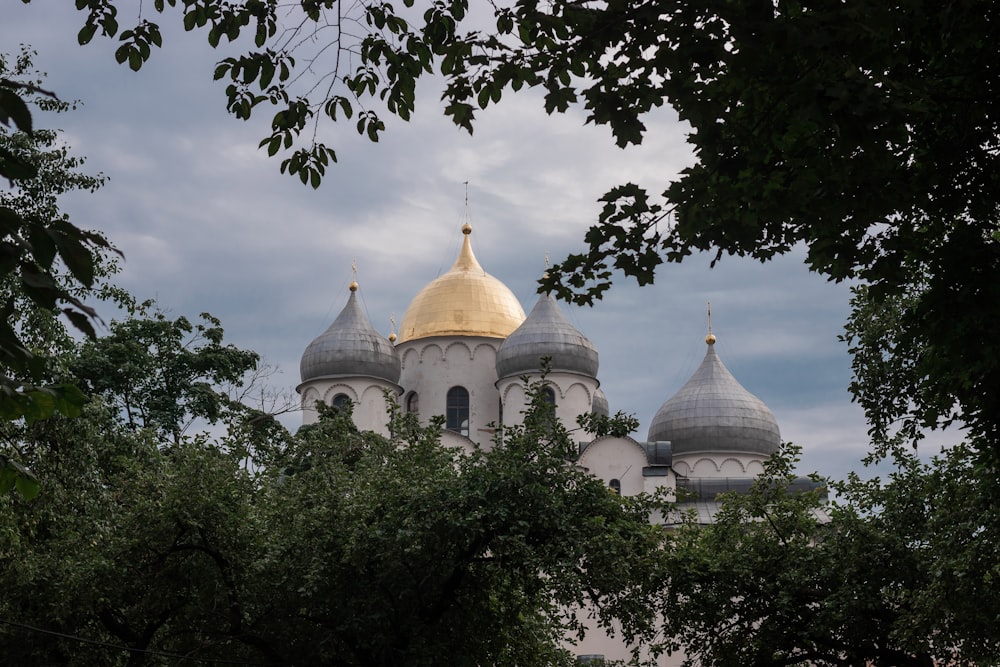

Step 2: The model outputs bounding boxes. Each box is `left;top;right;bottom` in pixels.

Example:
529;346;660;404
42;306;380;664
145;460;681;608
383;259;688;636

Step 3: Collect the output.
349;258;359;292
706;300;716;345
463;181;470;224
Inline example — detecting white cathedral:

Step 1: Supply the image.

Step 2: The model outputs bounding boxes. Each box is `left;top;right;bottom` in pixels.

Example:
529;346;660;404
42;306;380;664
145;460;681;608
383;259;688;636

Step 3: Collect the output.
296;223;798;663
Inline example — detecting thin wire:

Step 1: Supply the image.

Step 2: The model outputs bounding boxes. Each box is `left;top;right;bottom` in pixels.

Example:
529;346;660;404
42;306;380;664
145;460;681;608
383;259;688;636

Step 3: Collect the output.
0;617;269;665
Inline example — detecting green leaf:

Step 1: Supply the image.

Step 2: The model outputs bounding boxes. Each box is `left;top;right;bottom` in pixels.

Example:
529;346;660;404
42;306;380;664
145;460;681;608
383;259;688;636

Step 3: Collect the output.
0;206;22;235
0;467;14;494
0;88;34;134
259;58;276;88
0;147;38;180
63;309;97;339
14;472;40;501
56;234;97;287
29;228;58;268
78;23;98;45
1;443;40;500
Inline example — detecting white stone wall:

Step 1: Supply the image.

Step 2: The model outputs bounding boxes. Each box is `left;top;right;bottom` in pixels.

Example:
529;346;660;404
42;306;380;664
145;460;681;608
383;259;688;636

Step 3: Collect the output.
297;376;400;436
576;436;659;497
397;336;503;448
497;370;599;445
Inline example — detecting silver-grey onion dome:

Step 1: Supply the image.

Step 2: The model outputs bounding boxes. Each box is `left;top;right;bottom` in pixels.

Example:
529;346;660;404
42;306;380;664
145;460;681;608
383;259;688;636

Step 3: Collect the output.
591;387;609;417
647;335;780;457
496;293;599;379
300;282;401;384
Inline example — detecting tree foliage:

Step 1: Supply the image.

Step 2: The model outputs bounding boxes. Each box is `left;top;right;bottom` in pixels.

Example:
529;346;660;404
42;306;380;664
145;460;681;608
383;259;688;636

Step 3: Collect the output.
657;443;1000;667
1;312;665;665
6;4;998;660
44;0;1000;458
842;277;998;457
1;47;119;496
71;301;261;444
0;46;115;376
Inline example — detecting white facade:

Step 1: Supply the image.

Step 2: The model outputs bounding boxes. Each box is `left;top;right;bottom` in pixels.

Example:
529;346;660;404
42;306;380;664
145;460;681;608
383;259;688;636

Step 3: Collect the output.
397;336;504;445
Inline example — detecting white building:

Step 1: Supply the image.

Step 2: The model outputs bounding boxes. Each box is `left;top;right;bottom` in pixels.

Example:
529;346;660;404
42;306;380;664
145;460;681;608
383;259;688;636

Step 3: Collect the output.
297;223;803;663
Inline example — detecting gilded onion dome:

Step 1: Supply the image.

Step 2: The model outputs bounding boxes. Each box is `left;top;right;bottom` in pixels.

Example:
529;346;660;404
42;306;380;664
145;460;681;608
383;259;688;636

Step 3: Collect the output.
300;282;401;384
496;293;599;379
647;335;780;456
397;224;526;343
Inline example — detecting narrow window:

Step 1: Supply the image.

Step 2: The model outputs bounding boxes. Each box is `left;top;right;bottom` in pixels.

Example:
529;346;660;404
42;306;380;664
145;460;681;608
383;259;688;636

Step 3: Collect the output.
541;386;557;432
609;479;622;495
446;386;470;437
405;391;419;415
541;386;556;407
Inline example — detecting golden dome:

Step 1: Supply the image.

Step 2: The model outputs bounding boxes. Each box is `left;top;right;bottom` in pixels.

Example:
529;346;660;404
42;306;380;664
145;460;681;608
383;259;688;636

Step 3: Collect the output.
397;225;526;343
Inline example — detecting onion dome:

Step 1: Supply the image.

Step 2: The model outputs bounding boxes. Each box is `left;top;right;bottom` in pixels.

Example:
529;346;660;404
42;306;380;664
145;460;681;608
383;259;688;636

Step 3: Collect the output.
300;281;401;384
496;293;599;378
647;334;780;456
397;224;525;343
591;387;609;417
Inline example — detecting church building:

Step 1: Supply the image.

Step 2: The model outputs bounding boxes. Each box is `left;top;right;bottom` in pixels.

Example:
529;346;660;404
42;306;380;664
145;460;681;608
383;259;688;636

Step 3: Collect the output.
297;222;799;663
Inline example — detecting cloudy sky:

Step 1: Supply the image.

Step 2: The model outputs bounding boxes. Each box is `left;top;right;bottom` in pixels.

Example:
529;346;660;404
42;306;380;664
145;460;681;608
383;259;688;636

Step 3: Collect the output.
2;4;901;479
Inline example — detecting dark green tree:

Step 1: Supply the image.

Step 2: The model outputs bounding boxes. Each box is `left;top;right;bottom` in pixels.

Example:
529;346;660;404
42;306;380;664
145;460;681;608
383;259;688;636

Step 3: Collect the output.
842;277;993;456
39;0;1000;457
1;314;665;665
0;47;118;497
70;301;261;445
0;306;271;664
656;443;1000;667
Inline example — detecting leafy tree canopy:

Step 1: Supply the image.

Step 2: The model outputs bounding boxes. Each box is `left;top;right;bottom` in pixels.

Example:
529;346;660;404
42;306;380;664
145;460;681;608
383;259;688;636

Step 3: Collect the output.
1;311;666;665
0;46;115;363
1;47;119;496
70;300;261;445
657;443;1000;667
41;0;1000;456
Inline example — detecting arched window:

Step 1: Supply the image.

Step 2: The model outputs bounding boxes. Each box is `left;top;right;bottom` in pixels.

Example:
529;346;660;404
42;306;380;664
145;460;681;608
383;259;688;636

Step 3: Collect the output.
405;391;419;415
540;386;558;433
609;479;622;495
541;386;556;407
331;393;352;413
446;386;470;437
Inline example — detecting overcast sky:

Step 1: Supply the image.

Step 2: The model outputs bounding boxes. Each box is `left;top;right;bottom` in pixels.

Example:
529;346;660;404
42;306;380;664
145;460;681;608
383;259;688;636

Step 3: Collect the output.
1;5;909;480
